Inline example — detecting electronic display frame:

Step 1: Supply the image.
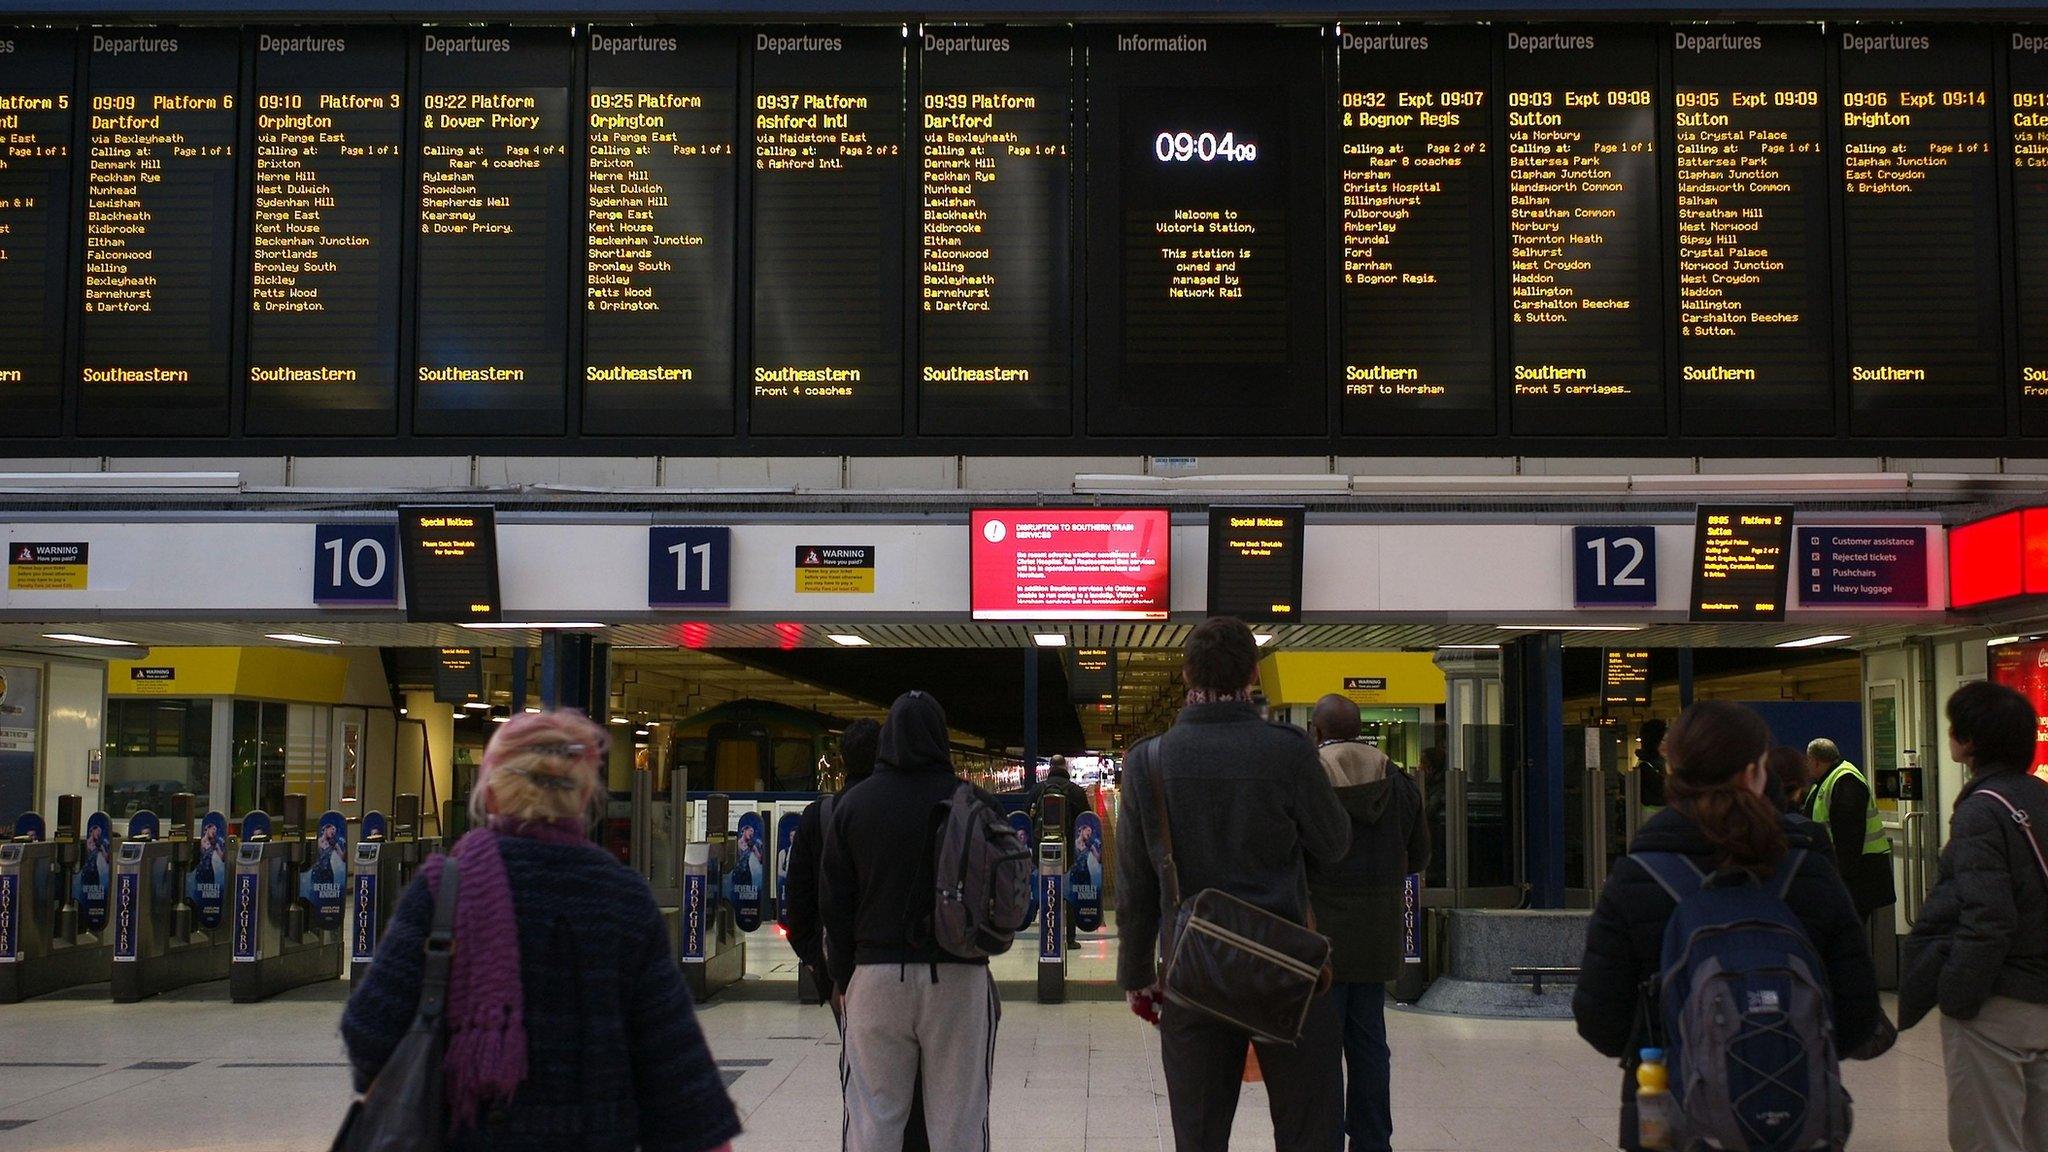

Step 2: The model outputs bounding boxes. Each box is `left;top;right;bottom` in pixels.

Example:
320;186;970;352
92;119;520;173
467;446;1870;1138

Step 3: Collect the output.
397;504;502;624
1205;504;1306;623
969;506;1172;621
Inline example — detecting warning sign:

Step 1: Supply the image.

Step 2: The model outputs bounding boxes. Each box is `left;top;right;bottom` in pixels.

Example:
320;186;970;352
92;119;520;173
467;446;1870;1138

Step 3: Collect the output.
795;546;876;594
8;542;88;590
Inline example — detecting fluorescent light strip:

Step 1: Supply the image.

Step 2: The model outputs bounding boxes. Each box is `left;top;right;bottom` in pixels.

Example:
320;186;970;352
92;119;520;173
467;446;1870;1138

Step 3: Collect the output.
265;632;341;646
1988;635;2023;648
1033;633;1068;647
41;632;136;646
461;701;491;711
461;622;607;631
1497;624;1644;633
1776;634;1852;649
1438;643;1503;650
827;634;871;647
1254;634;1276;647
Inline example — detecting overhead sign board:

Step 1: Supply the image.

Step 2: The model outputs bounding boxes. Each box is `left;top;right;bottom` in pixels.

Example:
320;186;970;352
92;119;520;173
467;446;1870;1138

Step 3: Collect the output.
1601;649;1652;707
1796;527;1929;607
397;506;500;623
970;508;1170;621
650;526;731;608
1573;526;1657;607
794;545;876;594
1207;506;1305;623
313;524;399;605
1690;505;1793;622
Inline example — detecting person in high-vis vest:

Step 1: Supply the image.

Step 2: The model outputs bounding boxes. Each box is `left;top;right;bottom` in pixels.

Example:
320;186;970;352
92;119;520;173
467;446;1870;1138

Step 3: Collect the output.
1802;738;1897;921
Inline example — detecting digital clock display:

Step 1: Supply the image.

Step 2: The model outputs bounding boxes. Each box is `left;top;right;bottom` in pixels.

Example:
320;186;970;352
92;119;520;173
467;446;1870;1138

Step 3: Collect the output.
1152;131;1259;163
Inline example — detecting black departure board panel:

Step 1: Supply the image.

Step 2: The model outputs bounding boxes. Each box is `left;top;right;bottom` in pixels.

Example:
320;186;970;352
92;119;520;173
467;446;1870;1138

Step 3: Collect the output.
1505;29;1665;437
1672;29;1835;435
1839;28;2002;437
0;30;74;437
1085;27;1326;436
1601;648;1652;706
414;28;572;435
1207;505;1305;622
750;28;906;437
246;30;407;435
918;28;1073;437
2008;33;2048;434
1337;27;1494;435
78;29;240;437
398;505;501;623
583;28;738;437
431;647;483;704
1690;504;1793;622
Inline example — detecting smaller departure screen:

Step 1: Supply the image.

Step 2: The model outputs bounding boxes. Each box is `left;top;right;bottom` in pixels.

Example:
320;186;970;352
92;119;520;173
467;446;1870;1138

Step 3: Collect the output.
971;507;1170;621
0;29;75;437
1206;505;1305;623
1690;504;1794;622
399;506;502;623
2007;33;2048;433
432;647;484;704
1601;649;1652;706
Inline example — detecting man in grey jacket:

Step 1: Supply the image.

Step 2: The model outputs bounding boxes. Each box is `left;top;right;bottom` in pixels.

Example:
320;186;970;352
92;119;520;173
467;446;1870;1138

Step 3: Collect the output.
1117;617;1351;1152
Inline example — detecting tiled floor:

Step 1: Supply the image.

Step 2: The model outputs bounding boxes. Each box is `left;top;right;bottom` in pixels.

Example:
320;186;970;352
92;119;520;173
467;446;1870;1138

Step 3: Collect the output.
0;979;1952;1151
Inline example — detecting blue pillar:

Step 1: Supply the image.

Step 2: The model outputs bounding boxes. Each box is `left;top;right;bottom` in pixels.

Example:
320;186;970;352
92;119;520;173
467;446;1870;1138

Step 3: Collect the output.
1508;634;1566;908
1022;650;1040;792
539;632;601;715
510;648;528;714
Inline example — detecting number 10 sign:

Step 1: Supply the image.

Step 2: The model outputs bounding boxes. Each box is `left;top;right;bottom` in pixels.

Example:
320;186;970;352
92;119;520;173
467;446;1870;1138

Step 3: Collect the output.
314;524;399;605
650;527;732;609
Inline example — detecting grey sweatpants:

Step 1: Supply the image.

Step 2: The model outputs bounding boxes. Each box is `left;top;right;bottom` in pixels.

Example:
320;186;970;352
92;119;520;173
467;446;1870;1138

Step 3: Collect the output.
1944;996;2048;1152
841;963;998;1152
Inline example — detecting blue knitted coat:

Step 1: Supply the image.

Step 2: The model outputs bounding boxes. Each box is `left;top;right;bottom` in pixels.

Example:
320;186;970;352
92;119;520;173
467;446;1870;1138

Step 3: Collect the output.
341;837;741;1152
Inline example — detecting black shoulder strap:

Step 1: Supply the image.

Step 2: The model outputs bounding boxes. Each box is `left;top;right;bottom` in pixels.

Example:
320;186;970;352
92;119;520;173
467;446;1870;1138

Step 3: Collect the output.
417;858;458;1025
1147;741;1183;913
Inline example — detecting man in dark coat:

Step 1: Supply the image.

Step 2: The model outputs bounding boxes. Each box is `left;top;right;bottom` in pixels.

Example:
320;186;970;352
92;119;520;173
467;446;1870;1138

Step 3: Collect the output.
1306;695;1430;1152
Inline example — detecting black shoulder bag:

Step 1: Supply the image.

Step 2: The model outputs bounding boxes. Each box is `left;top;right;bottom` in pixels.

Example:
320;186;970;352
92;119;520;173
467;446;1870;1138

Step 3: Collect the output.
334;857;459;1152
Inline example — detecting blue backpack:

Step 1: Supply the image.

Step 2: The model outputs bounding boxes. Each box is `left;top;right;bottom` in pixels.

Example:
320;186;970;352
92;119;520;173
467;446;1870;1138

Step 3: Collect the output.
1634;850;1852;1152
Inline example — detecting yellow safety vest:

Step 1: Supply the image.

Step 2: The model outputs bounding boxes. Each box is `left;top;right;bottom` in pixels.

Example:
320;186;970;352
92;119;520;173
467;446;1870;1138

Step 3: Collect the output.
1811;761;1890;857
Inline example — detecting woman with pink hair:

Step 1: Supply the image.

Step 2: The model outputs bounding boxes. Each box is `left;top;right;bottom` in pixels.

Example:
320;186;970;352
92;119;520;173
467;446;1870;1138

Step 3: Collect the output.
343;709;739;1152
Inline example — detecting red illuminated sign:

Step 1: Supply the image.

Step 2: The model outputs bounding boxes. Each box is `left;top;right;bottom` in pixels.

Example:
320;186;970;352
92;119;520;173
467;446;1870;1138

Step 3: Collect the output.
1988;640;2048;779
1945;508;2048;609
971;509;1170;621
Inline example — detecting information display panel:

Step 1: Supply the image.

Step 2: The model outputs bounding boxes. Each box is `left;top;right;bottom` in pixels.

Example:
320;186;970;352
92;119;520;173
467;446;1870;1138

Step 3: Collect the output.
1838;28;2002;436
1671;28;1836;435
398;505;501;624
1689;504;1794;622
583;28;738;437
246;29;407;435
0;29;75;437
917;27;1073;437
1085;27;1326;437
78;29;240;436
750;28;906;437
971;507;1170;621
1601;648;1652;706
1206;505;1305;623
414;27;572;435
2006;33;2048;434
1336;26;1495;435
1504;28;1665;437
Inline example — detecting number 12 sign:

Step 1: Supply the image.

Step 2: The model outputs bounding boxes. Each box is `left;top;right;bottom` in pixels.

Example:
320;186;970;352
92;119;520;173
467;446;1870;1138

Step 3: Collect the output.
650;527;731;609
1573;526;1658;607
314;524;399;605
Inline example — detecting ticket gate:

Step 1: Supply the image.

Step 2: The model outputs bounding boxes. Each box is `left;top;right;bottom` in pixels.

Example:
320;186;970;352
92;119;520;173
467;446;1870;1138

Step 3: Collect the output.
347;795;440;981
679;794;744;1002
229;796;345;1003
111;796;234;1002
0;796;112;1002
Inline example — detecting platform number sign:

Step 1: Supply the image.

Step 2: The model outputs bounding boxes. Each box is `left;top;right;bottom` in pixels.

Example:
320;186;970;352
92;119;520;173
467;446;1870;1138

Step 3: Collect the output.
650;527;731;608
1573;526;1658;607
314;524;399;605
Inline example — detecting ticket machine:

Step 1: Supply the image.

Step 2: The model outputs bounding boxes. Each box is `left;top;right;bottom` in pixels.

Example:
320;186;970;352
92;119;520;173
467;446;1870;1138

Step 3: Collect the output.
111;795;234;1001
0;796;112;1002
229;795;346;1003
348;794;439;981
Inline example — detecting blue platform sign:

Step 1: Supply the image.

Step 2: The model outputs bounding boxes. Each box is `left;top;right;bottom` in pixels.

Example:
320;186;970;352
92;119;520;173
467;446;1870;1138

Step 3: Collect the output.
1009;812;1038;922
681;872;707;961
314;524;400;605
1574;526;1658;607
1068;812;1104;933
113;866;139;960
0;871;17;960
649;526;732;608
774;810;801;928
189;813;229;929
1796;527;1930;607
351;865;379;966
303;812;348;929
75;812;112;932
727;811;766;932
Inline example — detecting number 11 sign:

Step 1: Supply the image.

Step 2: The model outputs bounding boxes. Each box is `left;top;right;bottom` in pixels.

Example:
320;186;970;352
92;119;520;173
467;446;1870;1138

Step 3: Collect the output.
650;527;731;609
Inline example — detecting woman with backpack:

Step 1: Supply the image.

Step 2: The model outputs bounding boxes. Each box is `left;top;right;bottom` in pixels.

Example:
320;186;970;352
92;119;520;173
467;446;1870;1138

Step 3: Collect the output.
1574;700;1881;1152
1900;681;2048;1152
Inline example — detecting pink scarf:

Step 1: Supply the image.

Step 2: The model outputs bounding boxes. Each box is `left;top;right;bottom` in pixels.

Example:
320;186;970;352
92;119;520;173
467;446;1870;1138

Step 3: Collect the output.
425;816;603;1130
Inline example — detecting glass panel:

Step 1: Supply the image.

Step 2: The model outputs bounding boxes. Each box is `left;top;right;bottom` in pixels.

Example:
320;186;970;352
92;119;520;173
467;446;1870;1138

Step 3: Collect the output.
102;698;213;818
233;701;289;816
1463;722;1518;890
769;738;815;791
285;703;331;806
1564;727;1591;894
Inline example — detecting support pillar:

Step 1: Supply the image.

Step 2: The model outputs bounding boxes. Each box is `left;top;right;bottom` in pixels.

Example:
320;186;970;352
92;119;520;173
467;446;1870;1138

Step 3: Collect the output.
539;633;610;718
1505;634;1565;909
1022;650;1040;792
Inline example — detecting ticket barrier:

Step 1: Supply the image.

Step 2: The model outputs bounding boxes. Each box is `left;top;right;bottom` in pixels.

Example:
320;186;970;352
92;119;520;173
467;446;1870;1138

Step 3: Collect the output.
0;796;112;1002
347;795;440;982
1037;789;1068;1004
111;796;233;1002
229;796;344;1003
679;794;744;1002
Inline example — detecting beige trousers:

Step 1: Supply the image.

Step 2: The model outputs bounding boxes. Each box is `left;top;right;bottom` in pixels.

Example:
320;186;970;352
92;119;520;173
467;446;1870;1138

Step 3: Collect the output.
1944;996;2048;1152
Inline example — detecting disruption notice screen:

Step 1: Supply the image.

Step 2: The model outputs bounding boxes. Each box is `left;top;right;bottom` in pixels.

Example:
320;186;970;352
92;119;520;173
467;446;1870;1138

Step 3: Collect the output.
1672;28;1835;435
1086;27;1325;437
1207;505;1305;622
1690;504;1794;622
2008;33;2048;434
79;28;240;437
399;506;501;623
918;27;1073;437
1337;26;1495;435
584;28;738;437
414;27;572;435
1505;28;1664;437
1839;28;2002;436
751;28;905;437
247;29;407;435
971;507;1170;621
0;29;74;437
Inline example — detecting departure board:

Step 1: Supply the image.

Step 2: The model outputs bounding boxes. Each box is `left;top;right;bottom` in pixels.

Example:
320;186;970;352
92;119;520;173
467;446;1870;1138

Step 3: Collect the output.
1839;28;2002;437
584;28;738;437
246;30;406;435
918;27;1073;437
1601;648;1652;706
414;28;572;435
1504;29;1665;437
750;29;905;437
1690;504;1793;622
1672;28;1835;435
398;506;501;624
0;30;74;437
1085;28;1326;437
1337;26;1495;435
78;30;240;437
2008;33;2048;435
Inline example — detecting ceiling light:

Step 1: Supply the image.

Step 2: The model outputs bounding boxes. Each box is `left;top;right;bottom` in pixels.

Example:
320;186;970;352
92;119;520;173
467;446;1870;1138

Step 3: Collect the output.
827;634;871;647
1776;634;1852;649
461;621;607;631
1497;624;1644;633
1988;635;2023;647
1033;633;1068;647
491;713;511;724
634;729;650;737
645;720;660;727
608;716;631;726
42;632;136;646
1254;634;1276;647
461;701;491;711
524;706;541;714
265;632;341;646
1438;643;1503;650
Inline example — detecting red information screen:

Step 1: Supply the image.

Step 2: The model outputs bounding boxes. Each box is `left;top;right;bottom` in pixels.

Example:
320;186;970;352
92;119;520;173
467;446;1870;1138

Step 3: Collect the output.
1989;640;2048;779
971;508;1170;621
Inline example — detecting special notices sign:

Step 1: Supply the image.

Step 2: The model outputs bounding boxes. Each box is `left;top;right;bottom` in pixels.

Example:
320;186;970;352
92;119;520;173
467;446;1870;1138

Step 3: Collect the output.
971;508;1170;620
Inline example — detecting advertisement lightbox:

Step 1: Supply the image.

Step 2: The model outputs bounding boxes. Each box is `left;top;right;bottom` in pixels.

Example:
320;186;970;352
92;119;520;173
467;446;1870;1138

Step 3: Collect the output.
1988;639;2048;780
971;508;1170;621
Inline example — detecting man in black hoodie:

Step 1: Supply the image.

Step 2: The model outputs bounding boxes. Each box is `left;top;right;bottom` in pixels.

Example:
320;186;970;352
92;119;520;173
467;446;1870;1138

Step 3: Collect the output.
822;691;997;1152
